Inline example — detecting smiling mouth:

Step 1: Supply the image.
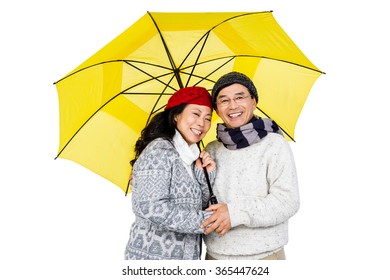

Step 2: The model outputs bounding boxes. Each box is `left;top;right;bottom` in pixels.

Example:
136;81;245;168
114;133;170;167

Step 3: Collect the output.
191;128;202;136
228;112;242;118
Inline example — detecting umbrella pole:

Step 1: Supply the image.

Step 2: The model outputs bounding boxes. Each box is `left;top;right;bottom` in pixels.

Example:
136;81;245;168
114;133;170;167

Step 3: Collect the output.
204;166;218;205
197;143;218;205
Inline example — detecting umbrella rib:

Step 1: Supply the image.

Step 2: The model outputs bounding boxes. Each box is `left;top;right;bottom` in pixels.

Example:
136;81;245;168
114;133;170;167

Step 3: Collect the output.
177;15;268;85
124;60;178;92
56;71;177;159
257;106;295;142
182;56;236;87
124;59;173;71
260;56;325;74
147;11;184;88
54;60;173;84
184;54;324;75
184;31;211;87
54;60;120;84
118;65;178;124
56;60;180;154
176;10;272;76
120;70;177;125
55;93;123;159
176;10;324;79
209;11;273;31
145;74;177;124
55;79;173;159
205;11;324;74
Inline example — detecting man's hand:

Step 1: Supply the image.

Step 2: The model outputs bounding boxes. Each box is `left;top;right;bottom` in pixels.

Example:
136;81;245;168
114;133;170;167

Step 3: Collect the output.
201;203;231;235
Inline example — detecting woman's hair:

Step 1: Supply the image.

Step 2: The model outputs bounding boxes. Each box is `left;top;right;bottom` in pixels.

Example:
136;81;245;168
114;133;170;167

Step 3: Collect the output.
130;103;187;166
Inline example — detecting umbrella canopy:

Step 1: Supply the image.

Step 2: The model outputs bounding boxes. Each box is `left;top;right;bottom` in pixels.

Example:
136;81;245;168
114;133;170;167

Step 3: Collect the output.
54;11;323;194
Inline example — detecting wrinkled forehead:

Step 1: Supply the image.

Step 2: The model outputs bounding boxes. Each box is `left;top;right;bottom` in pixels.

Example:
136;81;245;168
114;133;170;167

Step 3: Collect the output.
217;84;250;98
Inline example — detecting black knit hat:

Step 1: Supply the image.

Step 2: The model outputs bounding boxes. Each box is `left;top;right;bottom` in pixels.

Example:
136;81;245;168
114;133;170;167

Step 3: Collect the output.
211;71;258;109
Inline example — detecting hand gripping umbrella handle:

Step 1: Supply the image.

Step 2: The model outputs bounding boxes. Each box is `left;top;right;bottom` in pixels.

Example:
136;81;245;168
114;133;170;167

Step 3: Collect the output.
197;143;218;205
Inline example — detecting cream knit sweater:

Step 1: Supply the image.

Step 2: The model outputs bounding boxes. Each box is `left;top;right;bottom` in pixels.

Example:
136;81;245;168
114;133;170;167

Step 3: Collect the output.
204;133;300;259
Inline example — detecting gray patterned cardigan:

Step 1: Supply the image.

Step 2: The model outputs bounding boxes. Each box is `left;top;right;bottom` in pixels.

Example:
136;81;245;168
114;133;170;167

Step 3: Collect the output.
124;138;215;260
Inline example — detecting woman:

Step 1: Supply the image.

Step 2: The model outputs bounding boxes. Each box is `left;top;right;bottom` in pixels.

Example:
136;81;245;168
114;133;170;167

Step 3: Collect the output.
124;86;215;260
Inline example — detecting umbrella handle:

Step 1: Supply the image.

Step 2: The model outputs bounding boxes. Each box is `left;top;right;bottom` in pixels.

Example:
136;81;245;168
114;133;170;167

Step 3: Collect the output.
202;165;218;205
197;142;218;205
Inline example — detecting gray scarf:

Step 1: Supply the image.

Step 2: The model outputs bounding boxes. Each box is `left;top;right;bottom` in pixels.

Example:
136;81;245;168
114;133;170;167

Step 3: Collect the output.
217;116;283;150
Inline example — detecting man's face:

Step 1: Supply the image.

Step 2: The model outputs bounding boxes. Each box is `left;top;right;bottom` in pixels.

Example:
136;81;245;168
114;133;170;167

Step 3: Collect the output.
215;83;257;128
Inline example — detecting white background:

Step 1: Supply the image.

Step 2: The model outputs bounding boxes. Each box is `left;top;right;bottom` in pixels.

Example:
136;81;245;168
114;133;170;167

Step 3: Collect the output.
1;0;389;279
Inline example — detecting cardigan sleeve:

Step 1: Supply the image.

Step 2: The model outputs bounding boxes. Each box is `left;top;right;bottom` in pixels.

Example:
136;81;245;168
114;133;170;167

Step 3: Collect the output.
131;140;210;234
227;138;300;228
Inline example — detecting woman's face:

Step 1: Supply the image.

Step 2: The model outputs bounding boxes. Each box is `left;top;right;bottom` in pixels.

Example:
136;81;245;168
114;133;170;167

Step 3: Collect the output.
175;104;212;144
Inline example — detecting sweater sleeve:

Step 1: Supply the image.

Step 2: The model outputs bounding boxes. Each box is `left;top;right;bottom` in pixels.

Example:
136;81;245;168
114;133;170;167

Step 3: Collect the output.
227;139;300;228
131;141;209;234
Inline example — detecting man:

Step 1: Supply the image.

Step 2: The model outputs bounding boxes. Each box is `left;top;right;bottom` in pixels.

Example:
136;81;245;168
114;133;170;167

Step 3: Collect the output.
201;72;300;260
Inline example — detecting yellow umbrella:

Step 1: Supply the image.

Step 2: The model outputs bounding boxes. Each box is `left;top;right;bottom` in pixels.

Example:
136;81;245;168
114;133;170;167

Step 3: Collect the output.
54;11;323;194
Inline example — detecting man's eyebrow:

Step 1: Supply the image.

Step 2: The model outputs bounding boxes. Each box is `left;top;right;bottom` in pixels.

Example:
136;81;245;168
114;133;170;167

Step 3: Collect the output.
217;91;246;98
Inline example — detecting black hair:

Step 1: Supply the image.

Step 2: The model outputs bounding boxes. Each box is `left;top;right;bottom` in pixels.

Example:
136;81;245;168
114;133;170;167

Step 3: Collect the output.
130;103;187;166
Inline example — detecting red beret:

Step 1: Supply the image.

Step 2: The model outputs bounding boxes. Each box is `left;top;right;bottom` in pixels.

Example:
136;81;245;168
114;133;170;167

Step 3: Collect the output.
165;86;212;110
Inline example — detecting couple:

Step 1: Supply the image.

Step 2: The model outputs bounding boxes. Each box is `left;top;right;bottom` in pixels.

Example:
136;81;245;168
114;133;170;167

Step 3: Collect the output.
124;72;300;260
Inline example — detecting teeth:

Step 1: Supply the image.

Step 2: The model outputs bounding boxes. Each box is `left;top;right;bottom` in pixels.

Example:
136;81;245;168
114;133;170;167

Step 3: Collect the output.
229;113;241;118
191;129;201;135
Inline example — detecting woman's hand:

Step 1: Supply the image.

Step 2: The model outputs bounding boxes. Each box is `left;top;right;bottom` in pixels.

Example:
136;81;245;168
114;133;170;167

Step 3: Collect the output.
196;151;216;172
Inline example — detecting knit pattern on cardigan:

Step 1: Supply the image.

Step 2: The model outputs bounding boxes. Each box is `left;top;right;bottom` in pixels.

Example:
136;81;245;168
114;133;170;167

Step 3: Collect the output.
125;139;214;260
